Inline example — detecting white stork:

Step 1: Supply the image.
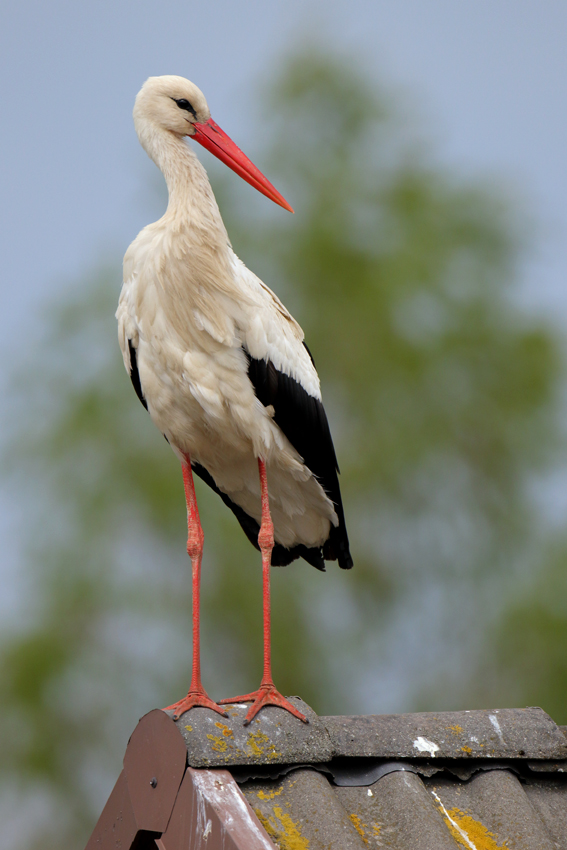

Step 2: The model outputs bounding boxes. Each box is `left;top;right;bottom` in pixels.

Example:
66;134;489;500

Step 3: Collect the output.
117;76;352;725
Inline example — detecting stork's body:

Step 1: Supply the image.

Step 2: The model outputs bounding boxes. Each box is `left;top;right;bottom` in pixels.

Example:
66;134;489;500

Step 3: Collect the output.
118;76;352;724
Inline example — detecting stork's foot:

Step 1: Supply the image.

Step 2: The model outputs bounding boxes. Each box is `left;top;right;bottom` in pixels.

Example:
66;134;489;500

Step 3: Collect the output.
164;688;228;720
219;683;308;725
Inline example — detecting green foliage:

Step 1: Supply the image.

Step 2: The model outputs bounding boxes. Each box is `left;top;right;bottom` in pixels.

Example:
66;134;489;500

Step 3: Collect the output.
1;47;563;848
460;538;567;724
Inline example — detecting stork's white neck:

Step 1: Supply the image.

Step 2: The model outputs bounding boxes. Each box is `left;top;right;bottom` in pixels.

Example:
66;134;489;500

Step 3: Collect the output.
138;120;228;240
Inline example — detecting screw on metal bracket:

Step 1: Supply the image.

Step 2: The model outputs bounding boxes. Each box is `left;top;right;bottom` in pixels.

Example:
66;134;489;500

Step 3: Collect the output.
150;777;158;788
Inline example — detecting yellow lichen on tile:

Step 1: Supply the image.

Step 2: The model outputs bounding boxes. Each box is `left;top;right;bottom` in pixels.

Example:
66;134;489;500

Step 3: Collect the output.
349;813;369;844
257;786;284;801
214;722;234;737
254;809;279;842
371;822;381;837
448;809;506;850
254;807;310;850
273;806;310;850
432;793;506;850
246;729;281;760
184;725;192;732
449;725;464;734
206;733;229;754
461;745;472;755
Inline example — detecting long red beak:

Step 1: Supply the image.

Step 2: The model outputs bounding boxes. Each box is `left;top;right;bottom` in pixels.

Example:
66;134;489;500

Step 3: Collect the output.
192;118;293;213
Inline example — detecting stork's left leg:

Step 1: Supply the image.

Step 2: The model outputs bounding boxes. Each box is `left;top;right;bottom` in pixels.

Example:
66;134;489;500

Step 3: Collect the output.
219;458;307;725
164;456;227;720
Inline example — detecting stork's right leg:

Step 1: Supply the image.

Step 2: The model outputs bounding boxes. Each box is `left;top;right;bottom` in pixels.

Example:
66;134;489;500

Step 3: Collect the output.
219;458;307;725
164;457;227;720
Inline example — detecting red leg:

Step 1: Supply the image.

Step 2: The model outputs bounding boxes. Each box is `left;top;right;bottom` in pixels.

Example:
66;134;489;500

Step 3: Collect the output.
219;458;307;725
164;456;227;720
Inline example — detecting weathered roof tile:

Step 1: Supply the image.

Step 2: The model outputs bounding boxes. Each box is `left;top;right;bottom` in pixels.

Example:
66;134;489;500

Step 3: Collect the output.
322;707;567;760
243;768;367;850
86;704;567;850
167;698;333;768
336;770;459;850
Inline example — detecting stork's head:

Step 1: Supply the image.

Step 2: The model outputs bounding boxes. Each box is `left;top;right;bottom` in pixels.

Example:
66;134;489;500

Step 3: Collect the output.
134;76;211;137
134;75;293;212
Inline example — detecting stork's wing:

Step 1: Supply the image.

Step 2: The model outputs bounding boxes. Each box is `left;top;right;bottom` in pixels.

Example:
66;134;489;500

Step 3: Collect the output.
244;345;353;570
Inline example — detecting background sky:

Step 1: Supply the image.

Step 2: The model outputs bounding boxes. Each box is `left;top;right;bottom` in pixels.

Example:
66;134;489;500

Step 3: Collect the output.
1;0;566;618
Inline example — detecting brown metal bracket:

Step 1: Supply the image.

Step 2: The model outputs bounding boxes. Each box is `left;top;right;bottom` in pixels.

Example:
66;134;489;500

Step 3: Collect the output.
157;767;275;850
85;709;276;849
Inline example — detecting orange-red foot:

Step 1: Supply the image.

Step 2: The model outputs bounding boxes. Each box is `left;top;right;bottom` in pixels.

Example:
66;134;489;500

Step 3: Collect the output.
164;688;228;721
219;684;308;725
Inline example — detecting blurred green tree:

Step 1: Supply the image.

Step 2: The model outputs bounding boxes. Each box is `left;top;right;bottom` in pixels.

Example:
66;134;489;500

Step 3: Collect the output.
456;534;567;721
0;47;563;849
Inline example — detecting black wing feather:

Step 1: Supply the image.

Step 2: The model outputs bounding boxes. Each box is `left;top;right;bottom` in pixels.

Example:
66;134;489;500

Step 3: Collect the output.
245;346;352;570
128;340;148;410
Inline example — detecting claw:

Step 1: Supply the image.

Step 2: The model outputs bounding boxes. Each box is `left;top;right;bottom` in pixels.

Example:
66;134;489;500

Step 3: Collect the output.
165;689;228;720
220;684;308;725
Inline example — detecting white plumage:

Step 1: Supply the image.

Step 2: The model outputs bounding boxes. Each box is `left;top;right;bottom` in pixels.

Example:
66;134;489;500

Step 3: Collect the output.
117;76;351;723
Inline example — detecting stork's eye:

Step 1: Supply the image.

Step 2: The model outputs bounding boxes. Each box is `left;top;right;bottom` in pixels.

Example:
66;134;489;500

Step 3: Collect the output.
173;98;196;116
